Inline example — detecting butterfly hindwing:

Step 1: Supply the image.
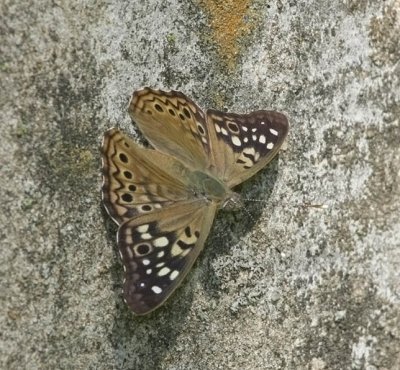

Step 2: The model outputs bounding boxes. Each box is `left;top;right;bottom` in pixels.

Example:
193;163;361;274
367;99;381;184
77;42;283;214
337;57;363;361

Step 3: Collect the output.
206;109;289;188
118;201;217;315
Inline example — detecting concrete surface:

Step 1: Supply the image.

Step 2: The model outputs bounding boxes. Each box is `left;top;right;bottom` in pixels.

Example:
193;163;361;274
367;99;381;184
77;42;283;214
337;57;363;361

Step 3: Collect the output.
1;0;399;369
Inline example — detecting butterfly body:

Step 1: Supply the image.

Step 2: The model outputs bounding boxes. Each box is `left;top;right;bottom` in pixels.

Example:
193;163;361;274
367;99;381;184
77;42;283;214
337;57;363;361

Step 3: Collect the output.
102;88;288;314
187;170;235;204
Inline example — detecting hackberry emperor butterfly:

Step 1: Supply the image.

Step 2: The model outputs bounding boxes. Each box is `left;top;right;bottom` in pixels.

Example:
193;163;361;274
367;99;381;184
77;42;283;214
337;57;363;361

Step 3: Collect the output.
101;88;289;315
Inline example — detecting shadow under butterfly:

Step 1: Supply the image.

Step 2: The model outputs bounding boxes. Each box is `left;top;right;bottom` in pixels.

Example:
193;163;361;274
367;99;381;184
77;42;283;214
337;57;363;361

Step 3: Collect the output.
101;87;289;315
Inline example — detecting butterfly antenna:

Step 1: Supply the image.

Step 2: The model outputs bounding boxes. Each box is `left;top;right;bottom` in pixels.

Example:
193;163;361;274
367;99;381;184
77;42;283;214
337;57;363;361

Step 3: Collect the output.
298;202;329;209
239;197;328;256
241;197;268;204
240;202;258;224
242;197;329;210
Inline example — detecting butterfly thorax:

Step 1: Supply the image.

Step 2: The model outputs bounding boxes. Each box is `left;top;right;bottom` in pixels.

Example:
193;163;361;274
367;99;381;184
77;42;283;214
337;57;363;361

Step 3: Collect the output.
188;170;240;209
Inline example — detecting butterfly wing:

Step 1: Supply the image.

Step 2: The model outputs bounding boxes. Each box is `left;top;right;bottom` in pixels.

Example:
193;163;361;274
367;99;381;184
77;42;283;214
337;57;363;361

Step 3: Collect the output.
118;201;217;315
129;88;289;188
101;128;193;225
129;88;211;171
206;109;289;188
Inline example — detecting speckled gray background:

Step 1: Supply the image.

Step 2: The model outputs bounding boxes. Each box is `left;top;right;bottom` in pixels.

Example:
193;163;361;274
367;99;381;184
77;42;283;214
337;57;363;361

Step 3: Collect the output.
1;1;399;369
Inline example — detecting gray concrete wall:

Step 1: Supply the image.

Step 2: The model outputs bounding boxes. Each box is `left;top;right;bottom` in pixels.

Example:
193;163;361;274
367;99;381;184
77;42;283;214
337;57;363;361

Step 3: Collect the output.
1;1;399;369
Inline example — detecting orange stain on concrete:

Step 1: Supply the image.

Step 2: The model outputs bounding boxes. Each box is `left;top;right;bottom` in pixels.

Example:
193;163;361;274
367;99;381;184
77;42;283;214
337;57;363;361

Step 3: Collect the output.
199;0;255;69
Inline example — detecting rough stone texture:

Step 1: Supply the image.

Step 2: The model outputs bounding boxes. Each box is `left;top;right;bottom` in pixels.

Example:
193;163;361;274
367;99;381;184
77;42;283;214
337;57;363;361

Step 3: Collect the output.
1;1;399;369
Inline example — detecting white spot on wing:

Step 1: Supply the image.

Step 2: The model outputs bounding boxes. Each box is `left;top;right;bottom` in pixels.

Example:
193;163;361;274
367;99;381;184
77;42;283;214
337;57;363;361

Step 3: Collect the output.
142;259;150;265
170;270;180;280
270;128;278;136
154;237;169;247
252;128;257;132
215;124;221;133
158;267;171;276
141;233;152;240
242;126;248;132
259;135;266;144
267;142;274;149
244;147;256;155
137;224;149;233
244;137;248;143
221;127;228;136
151;286;162;294
157;251;165;258
231;136;242;147
146;269;152;275
171;244;183;256
252;135;257;141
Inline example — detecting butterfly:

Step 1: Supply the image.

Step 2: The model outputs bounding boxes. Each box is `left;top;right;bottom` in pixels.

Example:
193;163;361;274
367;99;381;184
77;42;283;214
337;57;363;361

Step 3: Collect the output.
101;88;289;315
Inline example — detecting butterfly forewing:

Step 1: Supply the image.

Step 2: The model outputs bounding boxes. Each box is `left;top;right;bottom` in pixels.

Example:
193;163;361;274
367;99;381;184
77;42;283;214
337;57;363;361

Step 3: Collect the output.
101;128;193;225
129;88;211;172
118;201;217;315
206;110;289;187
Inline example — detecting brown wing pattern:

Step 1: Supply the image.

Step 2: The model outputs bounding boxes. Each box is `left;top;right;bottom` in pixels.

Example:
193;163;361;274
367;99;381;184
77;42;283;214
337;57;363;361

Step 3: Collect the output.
206;109;289;188
101;128;192;225
129;88;211;171
118;201;217;315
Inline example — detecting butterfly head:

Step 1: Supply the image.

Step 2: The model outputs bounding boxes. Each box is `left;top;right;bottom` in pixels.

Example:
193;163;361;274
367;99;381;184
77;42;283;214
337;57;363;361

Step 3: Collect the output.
221;191;243;211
